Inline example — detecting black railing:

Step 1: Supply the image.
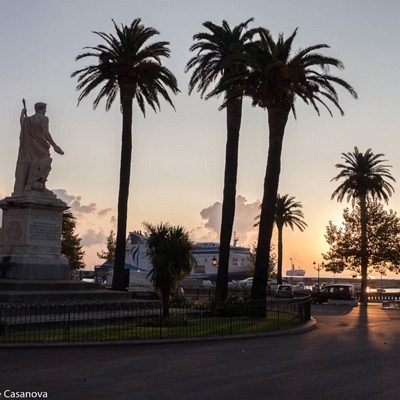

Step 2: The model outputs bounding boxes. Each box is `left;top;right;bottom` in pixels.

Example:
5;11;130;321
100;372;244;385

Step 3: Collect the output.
0;297;311;344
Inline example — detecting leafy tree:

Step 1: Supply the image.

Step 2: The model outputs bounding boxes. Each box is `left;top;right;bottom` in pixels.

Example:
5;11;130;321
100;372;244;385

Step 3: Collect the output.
186;19;261;302
331;147;395;302
61;212;85;274
144;222;197;317
72;19;179;291
97;230;116;263
323;201;400;276
255;194;307;284
210;28;357;311
247;242;277;278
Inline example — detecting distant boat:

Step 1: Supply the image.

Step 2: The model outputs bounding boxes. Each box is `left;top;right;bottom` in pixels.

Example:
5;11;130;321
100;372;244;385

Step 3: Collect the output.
286;269;306;277
101;231;251;286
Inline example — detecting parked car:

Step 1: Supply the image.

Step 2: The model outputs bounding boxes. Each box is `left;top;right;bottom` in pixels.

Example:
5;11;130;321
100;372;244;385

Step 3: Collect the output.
276;284;293;298
312;283;321;292
238;277;253;288
312;284;356;304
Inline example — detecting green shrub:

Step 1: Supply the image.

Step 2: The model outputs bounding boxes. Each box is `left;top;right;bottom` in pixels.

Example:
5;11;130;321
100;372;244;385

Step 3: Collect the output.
169;295;188;308
0;320;8;335
191;300;208;310
213;296;248;317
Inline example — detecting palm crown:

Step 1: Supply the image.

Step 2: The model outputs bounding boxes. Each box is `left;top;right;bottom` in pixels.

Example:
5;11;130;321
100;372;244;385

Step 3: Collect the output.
185;18;261;98
331;147;395;204
275;194;307;231
145;222;196;289
71;19;179;115
213;28;358;116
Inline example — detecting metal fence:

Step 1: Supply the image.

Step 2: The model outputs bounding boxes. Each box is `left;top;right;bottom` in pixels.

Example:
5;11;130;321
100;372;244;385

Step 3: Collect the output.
0;297;311;344
366;292;400;302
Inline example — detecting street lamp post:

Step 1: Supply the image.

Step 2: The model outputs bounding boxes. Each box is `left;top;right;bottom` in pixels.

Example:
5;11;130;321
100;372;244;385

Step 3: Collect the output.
313;261;324;291
289;258;293;285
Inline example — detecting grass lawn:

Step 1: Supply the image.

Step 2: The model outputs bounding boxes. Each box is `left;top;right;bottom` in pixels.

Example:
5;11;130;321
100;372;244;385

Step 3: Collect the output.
0;311;302;343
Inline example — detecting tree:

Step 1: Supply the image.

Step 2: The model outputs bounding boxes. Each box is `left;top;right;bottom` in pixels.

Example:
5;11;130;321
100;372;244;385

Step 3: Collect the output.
72;19;179;291
61;212;85;274
256;194;307;284
144;222;197;318
186;19;261;302
323;201;400;276
211;28;357;312
247;242;277;278
97;230;116;263
331;147;395;303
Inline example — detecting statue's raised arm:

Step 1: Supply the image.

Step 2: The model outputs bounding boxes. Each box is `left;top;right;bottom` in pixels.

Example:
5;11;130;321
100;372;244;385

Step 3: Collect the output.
13;102;64;195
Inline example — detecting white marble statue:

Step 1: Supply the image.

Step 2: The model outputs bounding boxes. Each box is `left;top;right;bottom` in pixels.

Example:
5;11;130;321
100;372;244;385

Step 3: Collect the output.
13;102;64;194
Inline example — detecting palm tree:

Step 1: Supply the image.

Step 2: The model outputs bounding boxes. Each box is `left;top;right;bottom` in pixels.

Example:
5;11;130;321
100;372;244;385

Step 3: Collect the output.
210;28;357;310
255;194;307;285
274;194;307;285
331;147;395;303
144;222;197;318
185;19;261;302
71;19;179;291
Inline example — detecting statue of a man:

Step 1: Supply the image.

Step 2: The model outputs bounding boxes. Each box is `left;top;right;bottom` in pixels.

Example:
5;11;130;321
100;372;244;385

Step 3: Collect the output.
13;102;64;194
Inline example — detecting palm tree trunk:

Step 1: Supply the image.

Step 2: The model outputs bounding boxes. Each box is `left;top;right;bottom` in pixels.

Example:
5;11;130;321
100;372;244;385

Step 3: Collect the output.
112;89;133;291
215;99;243;302
359;195;368;304
277;225;283;285
250;106;289;316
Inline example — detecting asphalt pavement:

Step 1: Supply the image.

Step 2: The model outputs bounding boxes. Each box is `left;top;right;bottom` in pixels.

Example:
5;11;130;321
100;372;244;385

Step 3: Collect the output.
1;303;400;400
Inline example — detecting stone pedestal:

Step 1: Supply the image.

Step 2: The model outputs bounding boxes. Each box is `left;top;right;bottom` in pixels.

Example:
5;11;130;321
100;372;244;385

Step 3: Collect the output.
0;191;70;280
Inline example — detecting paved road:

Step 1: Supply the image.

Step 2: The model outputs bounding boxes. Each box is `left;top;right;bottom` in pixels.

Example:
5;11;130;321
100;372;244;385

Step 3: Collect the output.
1;304;400;400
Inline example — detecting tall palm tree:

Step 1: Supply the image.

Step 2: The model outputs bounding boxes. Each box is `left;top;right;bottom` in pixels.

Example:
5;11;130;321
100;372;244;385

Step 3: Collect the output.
144;222;197;318
71;19;179;291
331;147;395;303
255;194;307;285
211;28;357;310
185;19;261;302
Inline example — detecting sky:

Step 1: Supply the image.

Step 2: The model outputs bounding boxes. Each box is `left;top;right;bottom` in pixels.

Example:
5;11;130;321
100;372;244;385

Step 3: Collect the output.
1;0;400;275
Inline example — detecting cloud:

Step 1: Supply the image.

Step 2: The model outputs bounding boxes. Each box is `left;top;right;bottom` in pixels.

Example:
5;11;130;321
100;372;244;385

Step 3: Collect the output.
78;203;97;214
190;223;219;243
51;188;115;252
191;195;260;246
81;229;106;247
110;215;117;227
98;207;112;218
53;189;98;215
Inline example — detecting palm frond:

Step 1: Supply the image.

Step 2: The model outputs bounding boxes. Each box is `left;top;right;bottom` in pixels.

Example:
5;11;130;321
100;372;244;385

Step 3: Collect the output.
72;19;179;115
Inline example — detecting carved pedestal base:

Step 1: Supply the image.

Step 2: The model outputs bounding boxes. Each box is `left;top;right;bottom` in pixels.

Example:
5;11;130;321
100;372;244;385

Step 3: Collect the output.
0;192;69;280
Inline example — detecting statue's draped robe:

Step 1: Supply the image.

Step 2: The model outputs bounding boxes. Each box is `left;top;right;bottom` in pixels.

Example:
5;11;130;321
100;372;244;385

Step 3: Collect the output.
14;115;51;193
18;115;50;162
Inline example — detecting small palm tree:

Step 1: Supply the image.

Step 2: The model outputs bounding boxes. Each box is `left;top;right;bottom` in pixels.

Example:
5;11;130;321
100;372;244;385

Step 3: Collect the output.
331;147;395;303
255;194;307;285
274;194;307;284
144;222;197;318
72;19;179;291
210;28;357;308
186;19;261;302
